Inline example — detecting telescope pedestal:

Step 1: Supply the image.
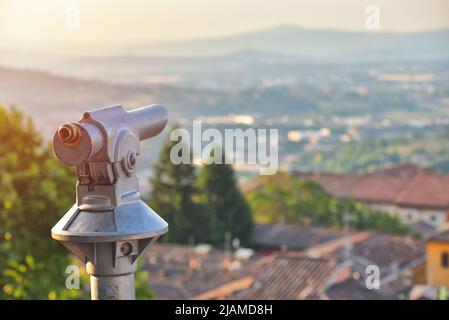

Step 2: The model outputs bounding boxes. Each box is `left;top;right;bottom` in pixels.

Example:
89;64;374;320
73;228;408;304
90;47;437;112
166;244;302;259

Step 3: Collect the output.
51;104;169;300
90;274;135;300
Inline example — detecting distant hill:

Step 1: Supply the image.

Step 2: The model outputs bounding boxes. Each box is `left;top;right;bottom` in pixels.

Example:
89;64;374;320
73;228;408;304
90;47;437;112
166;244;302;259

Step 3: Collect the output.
3;25;448;73
0;66;133;138
132;25;449;62
0;65;228;136
53;25;449;84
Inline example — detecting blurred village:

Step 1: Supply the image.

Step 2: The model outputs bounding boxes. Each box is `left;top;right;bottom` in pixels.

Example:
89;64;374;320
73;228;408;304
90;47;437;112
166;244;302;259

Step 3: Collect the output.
144;164;449;300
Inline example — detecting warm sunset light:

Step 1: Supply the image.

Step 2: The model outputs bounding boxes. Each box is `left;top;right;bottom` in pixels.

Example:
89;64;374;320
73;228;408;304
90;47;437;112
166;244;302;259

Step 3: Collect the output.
1;0;449;311
1;0;449;52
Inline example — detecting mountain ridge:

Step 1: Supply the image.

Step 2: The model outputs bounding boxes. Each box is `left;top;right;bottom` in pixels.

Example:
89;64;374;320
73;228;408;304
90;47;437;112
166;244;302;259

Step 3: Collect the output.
1;25;448;70
129;24;449;62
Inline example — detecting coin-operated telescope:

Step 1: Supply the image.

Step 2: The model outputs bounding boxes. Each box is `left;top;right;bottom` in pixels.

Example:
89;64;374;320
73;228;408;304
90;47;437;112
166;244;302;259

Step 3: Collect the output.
51;104;168;300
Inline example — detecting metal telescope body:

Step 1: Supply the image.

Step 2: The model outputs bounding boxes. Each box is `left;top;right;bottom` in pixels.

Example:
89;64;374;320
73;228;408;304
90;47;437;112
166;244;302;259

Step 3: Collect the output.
51;104;168;300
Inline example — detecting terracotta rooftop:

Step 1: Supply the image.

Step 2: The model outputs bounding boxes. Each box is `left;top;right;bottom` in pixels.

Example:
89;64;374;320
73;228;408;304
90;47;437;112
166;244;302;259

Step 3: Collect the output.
410;221;436;237
372;164;432;178
335;232;425;271
232;253;341;300
297;172;359;199
304;231;425;284
144;228;425;300
143;243;260;299
428;224;449;242
325;278;391;300
305;232;371;257
394;173;449;209
252;223;347;251
348;174;409;203
312;165;449;209
245;164;449;209
233;232;424;300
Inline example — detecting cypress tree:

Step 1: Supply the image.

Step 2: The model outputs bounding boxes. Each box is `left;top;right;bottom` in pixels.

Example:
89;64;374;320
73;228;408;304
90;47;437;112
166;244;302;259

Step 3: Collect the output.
149;126;207;243
198;150;254;246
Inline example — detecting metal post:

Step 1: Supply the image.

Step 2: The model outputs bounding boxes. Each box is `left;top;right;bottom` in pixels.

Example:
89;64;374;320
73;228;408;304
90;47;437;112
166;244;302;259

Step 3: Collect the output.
51;104;169;300
90;275;135;300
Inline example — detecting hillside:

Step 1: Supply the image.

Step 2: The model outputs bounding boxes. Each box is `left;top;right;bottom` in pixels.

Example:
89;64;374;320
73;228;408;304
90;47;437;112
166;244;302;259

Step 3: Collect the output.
0;65;222;137
292;129;449;173
130;25;449;62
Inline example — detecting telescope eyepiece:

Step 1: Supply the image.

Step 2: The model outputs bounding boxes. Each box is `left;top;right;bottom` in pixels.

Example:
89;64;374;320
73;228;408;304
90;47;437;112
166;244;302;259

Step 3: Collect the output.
58;123;81;147
53;122;103;166
53;104;167;166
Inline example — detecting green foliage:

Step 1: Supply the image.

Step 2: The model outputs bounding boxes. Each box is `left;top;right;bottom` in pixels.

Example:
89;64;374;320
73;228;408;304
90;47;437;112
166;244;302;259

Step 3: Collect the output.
246;173;408;235
0;106;153;299
294;129;449;174
149;127;206;243
150;133;254;245
198;153;254;246
134;259;154;300
0;105;79;299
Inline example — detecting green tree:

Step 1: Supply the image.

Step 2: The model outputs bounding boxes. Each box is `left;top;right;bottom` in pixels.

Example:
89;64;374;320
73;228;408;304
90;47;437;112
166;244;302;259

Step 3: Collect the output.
247;178;332;225
198;151;254;245
0;106;153;299
149;127;207;243
0;105;79;299
246;174;408;235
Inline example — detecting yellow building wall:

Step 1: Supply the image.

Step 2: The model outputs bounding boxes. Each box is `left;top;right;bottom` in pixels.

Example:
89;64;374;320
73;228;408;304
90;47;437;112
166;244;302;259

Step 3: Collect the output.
413;262;427;285
427;241;449;288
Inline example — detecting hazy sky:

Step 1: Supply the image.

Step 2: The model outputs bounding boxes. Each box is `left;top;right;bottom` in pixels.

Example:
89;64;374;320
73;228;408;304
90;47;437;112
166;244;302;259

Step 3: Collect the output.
1;0;449;49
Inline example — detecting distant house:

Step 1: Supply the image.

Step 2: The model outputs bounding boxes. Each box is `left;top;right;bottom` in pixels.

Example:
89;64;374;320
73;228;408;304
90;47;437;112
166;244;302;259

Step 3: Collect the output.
426;226;449;289
232;254;343;300
405;224;449;299
296;164;449;231
233;232;425;300
143;243;260;300
315;232;425;299
144;230;426;300
252;223;348;252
